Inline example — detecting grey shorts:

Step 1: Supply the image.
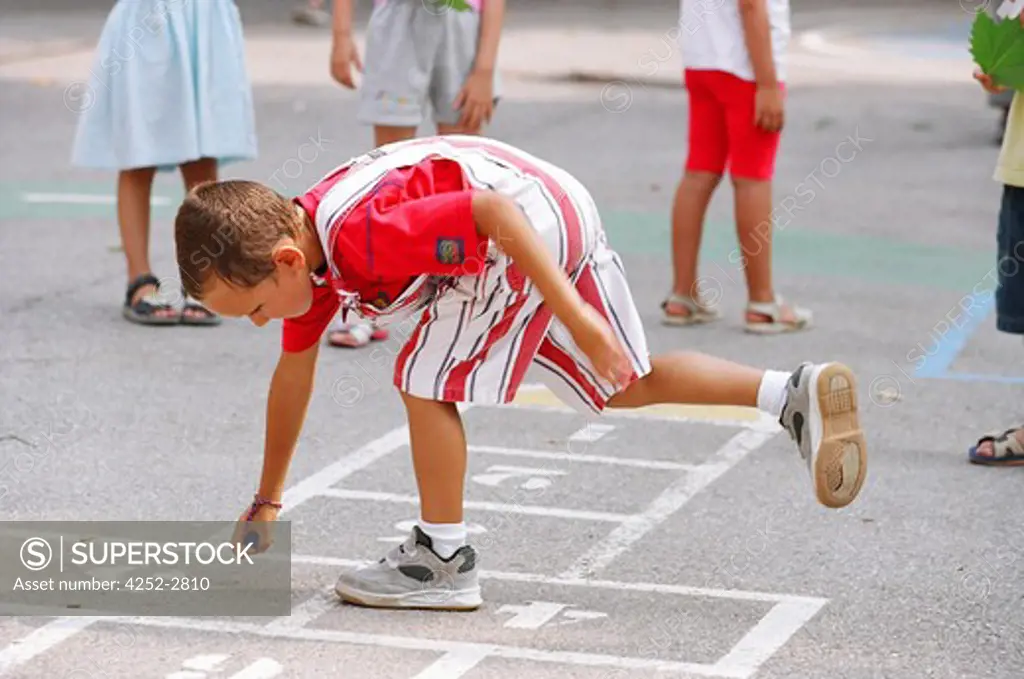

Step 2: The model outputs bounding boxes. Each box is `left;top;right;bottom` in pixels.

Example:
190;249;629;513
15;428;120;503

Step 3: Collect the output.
358;0;500;127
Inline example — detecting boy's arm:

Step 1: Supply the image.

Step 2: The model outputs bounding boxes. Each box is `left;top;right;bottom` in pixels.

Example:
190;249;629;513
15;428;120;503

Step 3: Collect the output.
257;343;321;504
470;191;631;385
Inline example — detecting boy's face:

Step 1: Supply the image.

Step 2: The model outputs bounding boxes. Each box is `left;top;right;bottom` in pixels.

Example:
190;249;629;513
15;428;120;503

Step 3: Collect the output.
200;243;315;327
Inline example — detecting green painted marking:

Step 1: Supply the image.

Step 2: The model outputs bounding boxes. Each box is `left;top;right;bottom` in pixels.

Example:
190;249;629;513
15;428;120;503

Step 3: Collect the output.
601;210;995;293
0;181;182;220
0;182;995;293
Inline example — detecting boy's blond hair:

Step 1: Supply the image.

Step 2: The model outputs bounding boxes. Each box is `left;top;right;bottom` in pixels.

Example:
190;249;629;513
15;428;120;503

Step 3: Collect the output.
175;181;299;299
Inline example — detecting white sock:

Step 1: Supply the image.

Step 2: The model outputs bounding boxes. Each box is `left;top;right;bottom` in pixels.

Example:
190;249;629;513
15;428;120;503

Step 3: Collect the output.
417;520;467;559
756;370;792;418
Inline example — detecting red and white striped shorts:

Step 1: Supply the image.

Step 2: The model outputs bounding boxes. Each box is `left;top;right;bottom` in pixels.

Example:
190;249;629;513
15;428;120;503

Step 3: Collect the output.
389;138;652;415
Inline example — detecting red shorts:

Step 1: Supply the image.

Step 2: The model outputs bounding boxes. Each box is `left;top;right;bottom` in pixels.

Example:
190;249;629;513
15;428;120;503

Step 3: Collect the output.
683;69;784;181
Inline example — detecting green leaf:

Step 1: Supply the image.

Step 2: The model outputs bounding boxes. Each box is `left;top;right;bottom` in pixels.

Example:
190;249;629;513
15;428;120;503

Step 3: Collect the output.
971;11;1024;90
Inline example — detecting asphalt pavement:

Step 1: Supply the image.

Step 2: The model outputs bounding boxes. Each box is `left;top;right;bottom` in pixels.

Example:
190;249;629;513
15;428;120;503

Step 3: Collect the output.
2;1;1024;678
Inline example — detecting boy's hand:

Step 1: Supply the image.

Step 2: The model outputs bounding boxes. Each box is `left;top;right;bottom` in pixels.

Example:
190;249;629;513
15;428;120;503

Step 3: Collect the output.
231;503;279;555
569;304;632;388
330;35;362;89
453;69;495;132
754;84;784;132
975;68;1007;95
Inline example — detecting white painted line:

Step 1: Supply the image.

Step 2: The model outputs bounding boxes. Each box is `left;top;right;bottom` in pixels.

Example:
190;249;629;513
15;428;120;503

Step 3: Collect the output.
0;425;413;675
291;555;827;605
110;616;737;677
318;488;630;523
264;589;336;632
471;464;567;490
0;617;97;674
21;192;172;206
497;601;570;629
559;429;778;579
282;425;410;508
226;658;283;679
411;647;494;679
711;599;827;679
181;654;230;671
568;423;615;443
469;444;695;471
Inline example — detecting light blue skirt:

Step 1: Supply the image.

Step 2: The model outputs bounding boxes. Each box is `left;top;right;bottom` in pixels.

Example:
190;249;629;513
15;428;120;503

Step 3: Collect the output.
71;0;257;171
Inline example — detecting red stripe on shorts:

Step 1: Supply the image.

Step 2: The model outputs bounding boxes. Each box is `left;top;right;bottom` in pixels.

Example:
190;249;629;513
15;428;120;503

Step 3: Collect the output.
574;265;640;385
441;292;530;402
503;305;554;402
393;306;435;393
536;338;606;410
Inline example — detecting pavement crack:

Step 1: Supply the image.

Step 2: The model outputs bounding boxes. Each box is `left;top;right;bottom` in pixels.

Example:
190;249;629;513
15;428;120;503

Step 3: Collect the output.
0;435;35;448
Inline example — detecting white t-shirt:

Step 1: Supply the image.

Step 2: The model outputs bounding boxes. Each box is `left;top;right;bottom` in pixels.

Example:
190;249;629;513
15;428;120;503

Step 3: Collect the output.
678;0;791;83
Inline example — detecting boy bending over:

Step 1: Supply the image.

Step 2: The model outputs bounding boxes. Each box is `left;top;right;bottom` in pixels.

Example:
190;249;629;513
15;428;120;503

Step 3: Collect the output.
174;136;868;610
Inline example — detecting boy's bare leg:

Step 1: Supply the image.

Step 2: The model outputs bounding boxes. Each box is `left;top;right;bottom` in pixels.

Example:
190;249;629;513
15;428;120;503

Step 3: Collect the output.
401;393;467;525
607;354;866;508
607;352;760;409
333;391;481;610
665;171;722;320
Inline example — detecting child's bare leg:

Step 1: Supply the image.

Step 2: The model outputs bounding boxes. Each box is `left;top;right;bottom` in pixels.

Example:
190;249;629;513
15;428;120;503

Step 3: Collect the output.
332;391;481;610
374;125;418;147
437;122;477;136
608;354;865;508
607;352;762;409
118;166;158;286
180;156;217;190
117;166;180;320
665;171;721;320
178;158;221;323
732;177;774;304
734;176;811;331
401;392;469;557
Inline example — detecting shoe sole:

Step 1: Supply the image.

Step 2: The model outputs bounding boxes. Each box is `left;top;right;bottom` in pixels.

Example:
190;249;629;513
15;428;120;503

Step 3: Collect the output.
809;363;867;509
334;583;482;611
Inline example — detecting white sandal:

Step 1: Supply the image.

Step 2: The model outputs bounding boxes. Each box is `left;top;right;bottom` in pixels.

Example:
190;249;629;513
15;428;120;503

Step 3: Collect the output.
745;296;812;334
661;293;721;326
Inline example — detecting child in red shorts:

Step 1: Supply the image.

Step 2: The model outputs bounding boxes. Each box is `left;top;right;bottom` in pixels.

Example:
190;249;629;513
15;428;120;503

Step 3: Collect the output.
664;0;811;334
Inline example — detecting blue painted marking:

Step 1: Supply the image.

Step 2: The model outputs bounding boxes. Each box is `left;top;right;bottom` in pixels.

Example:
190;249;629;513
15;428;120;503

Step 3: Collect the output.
914;293;996;378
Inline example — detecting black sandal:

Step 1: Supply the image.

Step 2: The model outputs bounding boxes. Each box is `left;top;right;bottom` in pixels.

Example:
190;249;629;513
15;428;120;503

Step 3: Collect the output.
122;274;180;326
180;289;221;327
968;427;1024;466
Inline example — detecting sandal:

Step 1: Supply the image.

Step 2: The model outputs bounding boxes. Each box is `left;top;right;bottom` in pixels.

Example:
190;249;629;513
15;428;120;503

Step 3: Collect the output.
745;296;812;334
180;290;222;327
327;321;388;348
661;293;721;326
968;427;1024;466
122;274;179;326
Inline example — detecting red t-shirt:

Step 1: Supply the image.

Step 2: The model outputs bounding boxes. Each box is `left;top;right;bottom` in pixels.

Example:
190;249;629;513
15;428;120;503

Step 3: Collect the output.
281;155;488;353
